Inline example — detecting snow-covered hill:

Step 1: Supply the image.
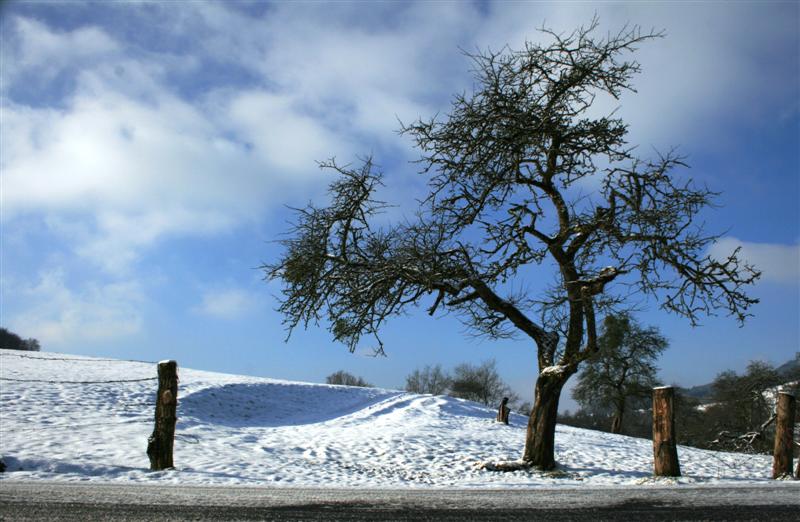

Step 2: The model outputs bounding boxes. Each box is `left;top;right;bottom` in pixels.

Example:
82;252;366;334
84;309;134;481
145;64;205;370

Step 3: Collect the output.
0;350;777;487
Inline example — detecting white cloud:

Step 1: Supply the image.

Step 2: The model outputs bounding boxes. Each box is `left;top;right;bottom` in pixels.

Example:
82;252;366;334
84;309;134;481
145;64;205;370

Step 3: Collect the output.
224;90;353;172
2;16;120;90
1;47;345;272
8;270;145;346
193;288;257;320
1;7;473;274
3;90;251;272
709;237;800;285
191;1;476;142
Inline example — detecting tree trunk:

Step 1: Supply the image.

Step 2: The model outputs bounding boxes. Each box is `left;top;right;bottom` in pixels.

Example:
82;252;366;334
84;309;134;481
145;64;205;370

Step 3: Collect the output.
772;392;796;479
652;386;680;477
147;360;178;471
522;370;569;470
611;399;625;434
610;412;622;435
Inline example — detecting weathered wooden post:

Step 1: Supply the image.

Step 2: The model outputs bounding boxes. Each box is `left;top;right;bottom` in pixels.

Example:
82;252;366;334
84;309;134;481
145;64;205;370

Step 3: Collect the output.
652;386;680;477
497;397;510;425
772;392;796;479
147;360;178;470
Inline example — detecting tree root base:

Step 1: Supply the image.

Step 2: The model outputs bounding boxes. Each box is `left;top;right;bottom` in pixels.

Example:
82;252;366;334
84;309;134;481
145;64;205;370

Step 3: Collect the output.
476;460;578;479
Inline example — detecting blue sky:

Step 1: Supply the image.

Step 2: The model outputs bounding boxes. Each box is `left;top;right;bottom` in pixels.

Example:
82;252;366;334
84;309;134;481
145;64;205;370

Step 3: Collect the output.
1;1;798;411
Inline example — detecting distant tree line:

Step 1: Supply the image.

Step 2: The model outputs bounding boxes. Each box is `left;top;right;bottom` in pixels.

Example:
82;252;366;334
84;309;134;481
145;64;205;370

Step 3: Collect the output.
560;351;800;455
325;370;372;387
689;356;799;454
0;327;41;352
327;323;798;458
405;359;520;409
325;360;519;410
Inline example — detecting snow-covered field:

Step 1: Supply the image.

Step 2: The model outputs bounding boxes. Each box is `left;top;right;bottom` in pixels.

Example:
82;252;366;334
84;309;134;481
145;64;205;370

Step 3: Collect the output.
0;349;781;488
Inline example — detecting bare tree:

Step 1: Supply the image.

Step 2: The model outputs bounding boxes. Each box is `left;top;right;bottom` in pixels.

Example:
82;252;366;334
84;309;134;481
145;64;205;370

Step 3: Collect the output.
326;370;372;388
21;339;41;352
572;313;667;434
405;364;451;395
707;361;784;453
450;360;519;407
1;328;41;352
264;19;759;469
516;401;532;416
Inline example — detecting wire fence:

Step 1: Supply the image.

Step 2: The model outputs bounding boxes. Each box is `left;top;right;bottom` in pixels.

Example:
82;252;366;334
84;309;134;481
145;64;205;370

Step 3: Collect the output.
0;351;156;364
0;353;201;455
0;376;158;384
0;351;160;384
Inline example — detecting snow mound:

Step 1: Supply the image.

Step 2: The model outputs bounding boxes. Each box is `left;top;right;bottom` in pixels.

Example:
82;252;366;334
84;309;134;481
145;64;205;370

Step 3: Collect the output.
0;349;779;487
179;382;401;427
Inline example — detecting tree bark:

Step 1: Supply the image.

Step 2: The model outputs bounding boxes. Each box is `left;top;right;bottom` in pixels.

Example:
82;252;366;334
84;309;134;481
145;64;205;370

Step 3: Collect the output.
772;392;796;479
652;386;680;477
611;398;625;434
147;360;178;471
497;397;510;425
522;370;570;469
611;413;622;435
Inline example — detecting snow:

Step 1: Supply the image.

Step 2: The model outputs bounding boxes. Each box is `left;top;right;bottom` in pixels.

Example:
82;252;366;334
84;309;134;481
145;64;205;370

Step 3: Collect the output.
540;365;568;377
0;349;785;488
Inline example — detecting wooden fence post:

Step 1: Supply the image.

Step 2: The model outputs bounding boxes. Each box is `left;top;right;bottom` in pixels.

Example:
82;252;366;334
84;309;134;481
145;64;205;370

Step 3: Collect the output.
772;392;796;479
652;386;681;477
147;360;178;471
496;397;510;425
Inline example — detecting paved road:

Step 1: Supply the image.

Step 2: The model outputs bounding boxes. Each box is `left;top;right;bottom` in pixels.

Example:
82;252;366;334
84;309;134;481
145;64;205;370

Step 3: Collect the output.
1;481;798;521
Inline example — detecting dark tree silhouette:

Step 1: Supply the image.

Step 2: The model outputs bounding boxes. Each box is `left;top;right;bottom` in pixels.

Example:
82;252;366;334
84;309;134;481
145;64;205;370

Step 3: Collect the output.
449;360;519;407
0;328;23;350
264;19;759;469
706;361;786;453
405;364;451;395
572;313;667;434
325;370;372;387
0;327;41;352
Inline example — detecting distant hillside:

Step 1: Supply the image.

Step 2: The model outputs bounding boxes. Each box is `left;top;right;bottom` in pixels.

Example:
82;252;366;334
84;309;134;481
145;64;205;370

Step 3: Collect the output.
678;353;799;402
776;355;800;378
678;382;716;402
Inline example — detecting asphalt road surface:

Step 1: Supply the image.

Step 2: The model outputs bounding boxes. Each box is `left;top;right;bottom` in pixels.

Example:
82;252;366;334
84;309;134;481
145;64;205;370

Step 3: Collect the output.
1;481;798;521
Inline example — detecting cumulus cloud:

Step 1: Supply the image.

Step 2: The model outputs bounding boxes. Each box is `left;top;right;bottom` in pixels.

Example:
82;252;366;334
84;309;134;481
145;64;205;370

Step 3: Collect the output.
0;5;475;274
224;90;353;172
193;288;258;320
3;89;255;271
2;16;120;92
709;237;800;285
1;22;351;272
184;1;498;156
7;270;145;346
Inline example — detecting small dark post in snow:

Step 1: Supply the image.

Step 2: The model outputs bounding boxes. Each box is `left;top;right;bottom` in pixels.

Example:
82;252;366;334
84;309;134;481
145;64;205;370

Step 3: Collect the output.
772;392;795;479
497;397;510;425
147;360;178;471
652;386;680;477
